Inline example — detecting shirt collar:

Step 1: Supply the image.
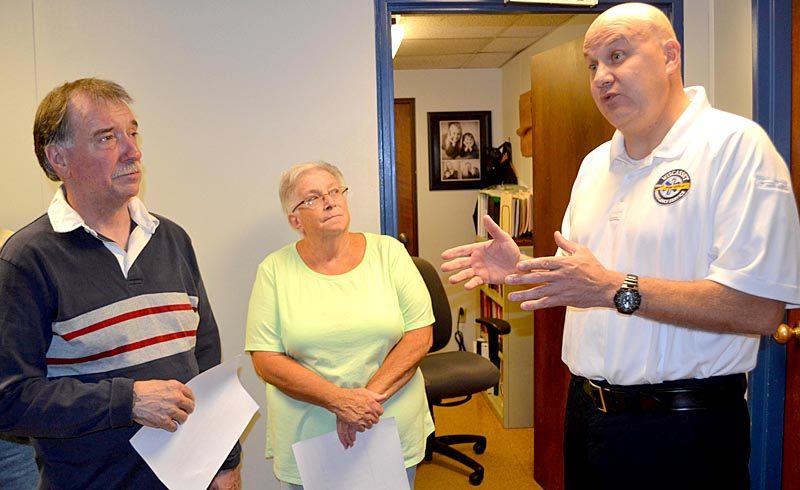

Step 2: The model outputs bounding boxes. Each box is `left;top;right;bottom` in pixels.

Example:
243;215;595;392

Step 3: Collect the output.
610;86;710;171
47;186;159;237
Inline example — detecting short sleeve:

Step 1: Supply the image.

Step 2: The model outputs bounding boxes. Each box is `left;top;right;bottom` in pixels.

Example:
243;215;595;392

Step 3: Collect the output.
387;239;435;332
706;125;800;306
244;257;285;352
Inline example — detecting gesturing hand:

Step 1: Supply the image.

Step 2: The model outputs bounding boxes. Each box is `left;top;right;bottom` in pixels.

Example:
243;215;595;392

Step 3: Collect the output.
441;215;521;289
506;231;619;310
132;379;195;432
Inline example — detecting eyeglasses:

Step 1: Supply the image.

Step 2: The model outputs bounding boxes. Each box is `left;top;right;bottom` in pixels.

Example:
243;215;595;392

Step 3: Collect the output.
291;186;349;213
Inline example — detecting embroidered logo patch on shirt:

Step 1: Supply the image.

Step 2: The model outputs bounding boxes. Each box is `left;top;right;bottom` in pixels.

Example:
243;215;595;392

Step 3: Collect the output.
653;169;691;205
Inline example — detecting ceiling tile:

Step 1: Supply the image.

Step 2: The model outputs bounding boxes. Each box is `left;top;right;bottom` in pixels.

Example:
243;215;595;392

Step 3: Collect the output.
393;13;592;70
461;52;515;69
510;13;575;27
398;38;492;57
401;14;517;40
481;37;537;53
393;54;474;70
502;24;562;38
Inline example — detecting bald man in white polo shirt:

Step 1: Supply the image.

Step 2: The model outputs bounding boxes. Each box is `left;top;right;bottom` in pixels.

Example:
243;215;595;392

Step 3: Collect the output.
441;3;800;489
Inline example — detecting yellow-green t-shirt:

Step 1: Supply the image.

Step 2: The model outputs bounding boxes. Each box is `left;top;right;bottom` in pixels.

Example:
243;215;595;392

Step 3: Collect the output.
245;233;435;485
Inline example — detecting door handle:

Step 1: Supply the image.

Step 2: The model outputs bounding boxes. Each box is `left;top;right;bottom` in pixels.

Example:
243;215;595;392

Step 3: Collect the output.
773;322;800;345
398;232;408;244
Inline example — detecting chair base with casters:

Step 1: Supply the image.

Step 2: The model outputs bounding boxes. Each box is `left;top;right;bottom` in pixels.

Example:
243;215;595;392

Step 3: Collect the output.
413;255;511;487
423;394;487;485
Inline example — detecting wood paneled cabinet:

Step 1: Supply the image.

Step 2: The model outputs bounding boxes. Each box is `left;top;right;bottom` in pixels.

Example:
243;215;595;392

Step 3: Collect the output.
529;35;615;490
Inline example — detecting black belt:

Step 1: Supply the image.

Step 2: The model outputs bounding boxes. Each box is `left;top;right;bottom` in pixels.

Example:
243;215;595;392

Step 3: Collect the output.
578;373;746;413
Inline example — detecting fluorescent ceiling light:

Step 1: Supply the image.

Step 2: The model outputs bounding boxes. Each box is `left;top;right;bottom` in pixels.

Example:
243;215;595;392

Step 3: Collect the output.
391;17;404;58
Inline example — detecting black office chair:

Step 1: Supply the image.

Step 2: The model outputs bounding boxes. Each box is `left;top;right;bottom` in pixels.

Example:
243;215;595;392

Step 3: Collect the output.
412;256;510;486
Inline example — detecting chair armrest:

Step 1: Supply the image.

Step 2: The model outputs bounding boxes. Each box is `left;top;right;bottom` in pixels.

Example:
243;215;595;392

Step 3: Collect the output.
475;317;511;369
475;317;511;336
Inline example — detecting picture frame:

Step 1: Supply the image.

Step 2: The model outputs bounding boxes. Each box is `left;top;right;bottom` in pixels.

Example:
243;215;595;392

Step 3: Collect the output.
427;111;492;190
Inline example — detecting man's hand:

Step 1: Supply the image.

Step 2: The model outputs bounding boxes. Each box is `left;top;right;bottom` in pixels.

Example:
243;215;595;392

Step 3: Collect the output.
329;388;386;429
208;466;241;490
441;215;521;289
132;380;195;432
506;231;620;310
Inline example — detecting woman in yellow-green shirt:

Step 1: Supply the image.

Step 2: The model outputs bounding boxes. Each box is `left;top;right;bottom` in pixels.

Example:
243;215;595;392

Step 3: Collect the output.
245;161;435;489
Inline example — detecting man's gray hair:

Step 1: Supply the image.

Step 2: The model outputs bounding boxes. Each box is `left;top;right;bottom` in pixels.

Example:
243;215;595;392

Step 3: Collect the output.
33;78;132;181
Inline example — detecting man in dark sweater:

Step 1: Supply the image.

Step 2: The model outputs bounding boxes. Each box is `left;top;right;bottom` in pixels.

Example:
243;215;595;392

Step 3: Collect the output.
0;78;241;489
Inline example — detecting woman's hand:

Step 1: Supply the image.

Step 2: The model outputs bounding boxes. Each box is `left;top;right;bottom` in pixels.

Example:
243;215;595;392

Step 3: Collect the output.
330;387;386;429
336;416;361;449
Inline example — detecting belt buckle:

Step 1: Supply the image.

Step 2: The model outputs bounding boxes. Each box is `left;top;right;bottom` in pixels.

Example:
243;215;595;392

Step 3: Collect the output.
588;380;608;413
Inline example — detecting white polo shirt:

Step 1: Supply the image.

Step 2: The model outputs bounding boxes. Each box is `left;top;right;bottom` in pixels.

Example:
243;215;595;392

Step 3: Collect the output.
561;87;800;385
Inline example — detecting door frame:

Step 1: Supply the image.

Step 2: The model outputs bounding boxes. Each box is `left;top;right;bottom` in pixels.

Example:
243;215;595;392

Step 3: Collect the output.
373;0;791;487
748;0;792;488
374;0;683;237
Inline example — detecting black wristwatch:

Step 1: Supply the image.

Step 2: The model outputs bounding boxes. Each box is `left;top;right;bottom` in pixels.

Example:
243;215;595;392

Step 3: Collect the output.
613;274;641;315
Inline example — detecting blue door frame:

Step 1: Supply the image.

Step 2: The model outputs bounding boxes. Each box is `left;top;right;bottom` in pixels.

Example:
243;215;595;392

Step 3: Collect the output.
374;1;791;487
749;1;792;488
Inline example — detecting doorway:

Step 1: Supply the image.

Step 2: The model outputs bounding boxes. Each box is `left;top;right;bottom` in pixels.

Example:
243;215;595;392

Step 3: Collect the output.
394;97;419;256
376;0;792;488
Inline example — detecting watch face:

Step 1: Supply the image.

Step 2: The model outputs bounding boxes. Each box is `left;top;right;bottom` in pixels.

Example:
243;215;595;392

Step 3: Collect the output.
614;289;641;314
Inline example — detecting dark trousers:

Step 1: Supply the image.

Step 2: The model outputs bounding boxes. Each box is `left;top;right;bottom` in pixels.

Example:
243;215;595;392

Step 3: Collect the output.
564;375;750;490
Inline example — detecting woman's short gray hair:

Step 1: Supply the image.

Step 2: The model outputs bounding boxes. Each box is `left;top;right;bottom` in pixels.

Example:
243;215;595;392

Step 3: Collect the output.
278;161;346;215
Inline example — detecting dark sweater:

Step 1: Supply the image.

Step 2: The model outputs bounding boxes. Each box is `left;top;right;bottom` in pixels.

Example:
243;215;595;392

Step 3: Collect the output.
0;214;239;489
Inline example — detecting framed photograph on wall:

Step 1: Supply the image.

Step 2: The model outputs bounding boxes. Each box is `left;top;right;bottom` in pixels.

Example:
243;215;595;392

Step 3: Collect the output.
427;111;492;190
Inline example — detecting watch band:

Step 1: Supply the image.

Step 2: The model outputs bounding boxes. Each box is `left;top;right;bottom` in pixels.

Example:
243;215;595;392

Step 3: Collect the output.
613;273;641;315
622;274;639;290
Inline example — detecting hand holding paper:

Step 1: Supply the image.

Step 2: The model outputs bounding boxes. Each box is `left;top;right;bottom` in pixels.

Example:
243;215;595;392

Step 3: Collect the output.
132;379;196;431
130;356;258;490
293;417;410;490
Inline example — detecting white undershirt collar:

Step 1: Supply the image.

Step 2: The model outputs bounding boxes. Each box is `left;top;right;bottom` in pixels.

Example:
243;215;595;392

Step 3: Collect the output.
47;186;159;277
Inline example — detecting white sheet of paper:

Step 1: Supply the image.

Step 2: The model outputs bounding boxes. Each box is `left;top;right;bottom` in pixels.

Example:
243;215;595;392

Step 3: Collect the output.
292;417;410;490
130;355;258;490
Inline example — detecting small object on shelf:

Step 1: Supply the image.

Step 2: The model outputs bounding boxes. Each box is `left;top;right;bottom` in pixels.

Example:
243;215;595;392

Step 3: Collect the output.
475;245;534;428
475;185;533;241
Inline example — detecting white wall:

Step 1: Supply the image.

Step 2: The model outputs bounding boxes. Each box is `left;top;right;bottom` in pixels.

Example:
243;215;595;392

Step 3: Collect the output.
671;0;753;117
0;1;48;231
711;0;752;117
393;68;503;351
1;1;378;489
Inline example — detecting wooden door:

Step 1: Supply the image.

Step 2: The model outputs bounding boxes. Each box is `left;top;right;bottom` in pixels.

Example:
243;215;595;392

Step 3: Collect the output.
530;36;615;490
784;0;800;486
394;98;419;255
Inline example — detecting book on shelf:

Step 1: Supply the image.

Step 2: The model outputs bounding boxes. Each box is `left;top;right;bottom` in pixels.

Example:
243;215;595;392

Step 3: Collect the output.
477;185;532;240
